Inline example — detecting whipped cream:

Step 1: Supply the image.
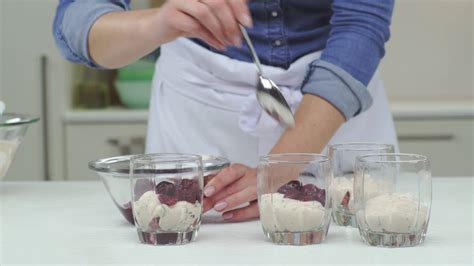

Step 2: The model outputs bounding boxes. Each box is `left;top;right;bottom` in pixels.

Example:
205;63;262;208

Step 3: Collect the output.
133;191;201;232
359;193;429;233
331;175;392;213
0;140;20;178
259;193;326;232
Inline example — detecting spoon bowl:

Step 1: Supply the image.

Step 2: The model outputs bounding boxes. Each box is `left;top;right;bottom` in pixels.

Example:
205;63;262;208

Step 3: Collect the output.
239;25;295;128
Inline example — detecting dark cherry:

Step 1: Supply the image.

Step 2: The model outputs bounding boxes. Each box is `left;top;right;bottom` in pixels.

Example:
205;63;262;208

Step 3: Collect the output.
341;191;350;208
158;194;178;206
176;179;201;204
315;188;326;206
303;184;326;206
277;180;302;194
117;202;134;225
155;181;177;196
155;181;178;206
284;189;302;200
301;184;319;202
277;180;326;206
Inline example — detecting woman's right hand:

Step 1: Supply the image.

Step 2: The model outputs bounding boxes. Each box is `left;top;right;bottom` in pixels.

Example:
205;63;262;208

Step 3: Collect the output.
147;0;252;50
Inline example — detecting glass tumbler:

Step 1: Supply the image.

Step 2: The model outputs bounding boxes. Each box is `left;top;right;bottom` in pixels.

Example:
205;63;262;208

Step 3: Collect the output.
328;143;394;227
130;154;203;245
354;153;432;247
257;154;332;245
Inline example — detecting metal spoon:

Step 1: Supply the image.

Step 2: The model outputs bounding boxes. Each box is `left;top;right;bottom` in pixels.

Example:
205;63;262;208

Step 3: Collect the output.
239;25;295;128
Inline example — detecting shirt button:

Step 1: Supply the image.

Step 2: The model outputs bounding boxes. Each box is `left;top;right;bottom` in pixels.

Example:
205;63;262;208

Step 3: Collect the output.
271;11;278;17
274;40;282;46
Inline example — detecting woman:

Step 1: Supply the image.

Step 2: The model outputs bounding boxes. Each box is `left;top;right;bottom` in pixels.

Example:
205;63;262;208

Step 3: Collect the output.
53;0;397;222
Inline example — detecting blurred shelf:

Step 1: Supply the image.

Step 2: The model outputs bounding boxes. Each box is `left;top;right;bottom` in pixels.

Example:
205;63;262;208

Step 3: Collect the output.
63;101;473;124
390;101;474;119
63;109;148;124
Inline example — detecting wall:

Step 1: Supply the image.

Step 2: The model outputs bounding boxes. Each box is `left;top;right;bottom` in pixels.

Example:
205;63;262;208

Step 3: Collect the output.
380;0;473;101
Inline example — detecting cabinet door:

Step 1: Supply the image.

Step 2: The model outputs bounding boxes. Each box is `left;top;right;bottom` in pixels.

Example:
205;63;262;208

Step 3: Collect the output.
395;119;474;176
65;124;147;180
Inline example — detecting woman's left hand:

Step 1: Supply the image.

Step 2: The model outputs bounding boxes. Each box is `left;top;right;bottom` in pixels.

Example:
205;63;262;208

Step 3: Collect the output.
203;164;259;222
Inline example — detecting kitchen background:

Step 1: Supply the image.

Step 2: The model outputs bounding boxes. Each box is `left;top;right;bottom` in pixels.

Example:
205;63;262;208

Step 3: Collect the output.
0;0;472;181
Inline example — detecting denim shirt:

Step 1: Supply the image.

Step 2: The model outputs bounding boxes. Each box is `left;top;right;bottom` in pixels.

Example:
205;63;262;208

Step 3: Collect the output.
53;0;394;120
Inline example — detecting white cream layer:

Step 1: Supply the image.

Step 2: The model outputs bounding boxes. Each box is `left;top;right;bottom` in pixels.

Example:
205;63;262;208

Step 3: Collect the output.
331;175;392;213
360;193;429;233
259;193;326;232
133;191;201;232
0;140;20;178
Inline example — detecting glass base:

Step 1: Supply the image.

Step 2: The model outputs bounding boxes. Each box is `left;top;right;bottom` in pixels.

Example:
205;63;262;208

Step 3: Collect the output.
332;210;357;227
137;228;198;245
264;227;329;245
359;229;426;248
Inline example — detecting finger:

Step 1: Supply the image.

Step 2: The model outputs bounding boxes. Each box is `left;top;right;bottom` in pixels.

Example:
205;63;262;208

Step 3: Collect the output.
175;0;229;45
213;186;257;212
201;0;241;46
203;198;214;213
186;28;225;50
222;202;259;222
228;0;252;27
207;173;256;204
171;11;225;49
204;164;248;197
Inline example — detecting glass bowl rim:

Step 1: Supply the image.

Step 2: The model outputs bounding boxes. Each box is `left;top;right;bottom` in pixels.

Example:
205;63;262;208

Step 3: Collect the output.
329;142;394;152
131;153;202;164
0;113;40;127
89;154;230;175
356;153;429;164
260;153;329;164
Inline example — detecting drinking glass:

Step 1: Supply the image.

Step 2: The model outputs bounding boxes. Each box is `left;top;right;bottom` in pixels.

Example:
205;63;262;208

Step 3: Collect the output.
130;154;203;245
257;153;332;245
354;153;431;247
328;143;394;227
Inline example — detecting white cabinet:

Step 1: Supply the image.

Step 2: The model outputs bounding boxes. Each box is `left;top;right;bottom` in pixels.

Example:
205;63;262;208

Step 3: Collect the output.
65;123;147;180
395;119;474;176
63;117;474;180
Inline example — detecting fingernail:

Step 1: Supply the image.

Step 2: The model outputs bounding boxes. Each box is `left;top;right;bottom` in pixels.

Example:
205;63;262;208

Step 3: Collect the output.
240;14;253;28
214;201;228;212
223;213;233;220
232;35;242;47
204;186;215;197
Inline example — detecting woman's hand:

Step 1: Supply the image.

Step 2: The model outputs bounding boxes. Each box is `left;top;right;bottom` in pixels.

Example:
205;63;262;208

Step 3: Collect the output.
89;0;251;68
150;0;252;50
203;164;259;222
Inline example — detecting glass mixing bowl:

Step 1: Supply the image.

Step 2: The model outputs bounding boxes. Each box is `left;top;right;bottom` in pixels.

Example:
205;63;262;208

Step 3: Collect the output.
0;113;39;180
89;154;230;224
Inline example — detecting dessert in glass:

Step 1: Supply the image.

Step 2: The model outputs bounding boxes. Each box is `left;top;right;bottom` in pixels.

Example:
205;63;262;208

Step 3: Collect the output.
88;154;229;225
354;153;431;247
257;153;332;245
130;153;203;245
328;143;394;227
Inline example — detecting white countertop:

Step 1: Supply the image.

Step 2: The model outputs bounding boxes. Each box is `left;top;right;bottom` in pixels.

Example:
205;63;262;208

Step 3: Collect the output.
63;101;474;124
1;178;473;265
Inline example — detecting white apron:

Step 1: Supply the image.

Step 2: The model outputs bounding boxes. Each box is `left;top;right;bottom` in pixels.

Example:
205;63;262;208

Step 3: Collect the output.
146;38;398;167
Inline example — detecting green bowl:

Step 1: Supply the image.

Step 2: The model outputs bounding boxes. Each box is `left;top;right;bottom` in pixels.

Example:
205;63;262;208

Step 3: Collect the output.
115;80;152;109
117;60;155;81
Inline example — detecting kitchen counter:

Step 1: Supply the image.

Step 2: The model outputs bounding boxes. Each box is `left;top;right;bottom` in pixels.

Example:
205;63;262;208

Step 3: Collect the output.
1;177;473;265
63;101;474;124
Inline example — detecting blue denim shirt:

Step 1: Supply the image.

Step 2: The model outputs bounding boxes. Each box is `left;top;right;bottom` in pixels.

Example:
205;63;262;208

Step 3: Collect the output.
53;0;394;120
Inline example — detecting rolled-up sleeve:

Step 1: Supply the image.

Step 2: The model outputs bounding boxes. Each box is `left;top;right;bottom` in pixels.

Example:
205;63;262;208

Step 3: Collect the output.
53;0;130;68
301;0;394;120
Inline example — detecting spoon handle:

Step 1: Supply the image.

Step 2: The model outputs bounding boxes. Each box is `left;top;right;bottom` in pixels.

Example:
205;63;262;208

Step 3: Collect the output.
239;25;263;75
